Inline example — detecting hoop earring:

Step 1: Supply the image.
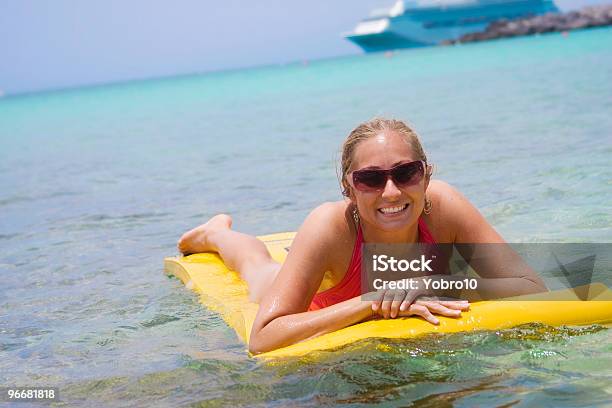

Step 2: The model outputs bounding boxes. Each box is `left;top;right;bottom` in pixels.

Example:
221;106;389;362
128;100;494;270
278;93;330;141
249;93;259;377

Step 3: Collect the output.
423;196;432;215
352;206;360;226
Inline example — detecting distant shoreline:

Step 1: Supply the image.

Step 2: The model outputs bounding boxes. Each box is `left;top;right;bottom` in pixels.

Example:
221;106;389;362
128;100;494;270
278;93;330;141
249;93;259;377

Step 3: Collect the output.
442;4;612;45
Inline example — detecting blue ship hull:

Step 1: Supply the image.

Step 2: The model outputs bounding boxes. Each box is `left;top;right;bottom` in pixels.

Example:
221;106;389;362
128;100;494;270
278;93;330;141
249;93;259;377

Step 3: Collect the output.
345;0;559;52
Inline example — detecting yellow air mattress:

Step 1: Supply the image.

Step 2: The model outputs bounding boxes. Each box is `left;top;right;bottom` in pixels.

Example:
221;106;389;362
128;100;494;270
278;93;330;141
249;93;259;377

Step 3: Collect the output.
164;232;612;359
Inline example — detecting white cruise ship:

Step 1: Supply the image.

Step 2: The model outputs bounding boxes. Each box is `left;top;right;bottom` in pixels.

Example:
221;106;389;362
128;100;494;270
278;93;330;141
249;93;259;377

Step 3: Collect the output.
345;0;559;51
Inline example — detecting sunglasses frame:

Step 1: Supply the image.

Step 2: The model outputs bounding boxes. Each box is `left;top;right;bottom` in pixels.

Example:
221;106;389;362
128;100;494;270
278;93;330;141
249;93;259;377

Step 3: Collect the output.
350;160;427;193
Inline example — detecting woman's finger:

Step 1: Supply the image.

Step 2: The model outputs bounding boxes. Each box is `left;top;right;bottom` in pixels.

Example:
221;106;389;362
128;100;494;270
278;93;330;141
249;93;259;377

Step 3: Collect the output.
380;290;398;319
416;300;462;317
399;289;421;312
408;304;439;325
437;300;470;310
371;290;386;313
390;290;406;318
416;295;438;302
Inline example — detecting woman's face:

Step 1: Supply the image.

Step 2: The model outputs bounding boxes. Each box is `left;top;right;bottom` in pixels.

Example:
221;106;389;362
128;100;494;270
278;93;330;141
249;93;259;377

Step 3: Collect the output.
348;131;427;232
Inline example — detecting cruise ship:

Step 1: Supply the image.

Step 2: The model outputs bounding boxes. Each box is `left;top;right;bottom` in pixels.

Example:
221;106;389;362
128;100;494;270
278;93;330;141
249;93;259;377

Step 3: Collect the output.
344;0;559;51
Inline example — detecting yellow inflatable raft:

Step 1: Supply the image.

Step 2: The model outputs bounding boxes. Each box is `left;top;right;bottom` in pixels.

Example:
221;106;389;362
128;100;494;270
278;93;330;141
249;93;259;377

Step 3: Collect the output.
164;232;612;359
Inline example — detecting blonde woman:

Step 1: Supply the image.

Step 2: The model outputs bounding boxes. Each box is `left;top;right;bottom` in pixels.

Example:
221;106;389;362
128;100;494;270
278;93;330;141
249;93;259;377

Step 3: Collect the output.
178;118;546;354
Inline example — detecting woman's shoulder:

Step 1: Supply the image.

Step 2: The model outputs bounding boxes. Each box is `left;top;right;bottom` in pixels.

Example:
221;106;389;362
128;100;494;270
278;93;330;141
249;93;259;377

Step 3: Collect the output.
301;201;355;244
306;201;353;230
427;180;464;207
304;201;357;271
284;201;354;272
426;180;502;243
425;180;474;242
427;179;481;217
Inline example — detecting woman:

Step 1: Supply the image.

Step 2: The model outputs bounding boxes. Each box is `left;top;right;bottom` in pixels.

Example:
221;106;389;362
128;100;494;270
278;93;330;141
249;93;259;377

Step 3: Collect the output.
178;118;546;354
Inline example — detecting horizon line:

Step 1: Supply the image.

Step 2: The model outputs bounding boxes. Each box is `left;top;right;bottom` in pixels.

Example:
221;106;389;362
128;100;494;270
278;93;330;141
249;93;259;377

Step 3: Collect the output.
0;49;364;101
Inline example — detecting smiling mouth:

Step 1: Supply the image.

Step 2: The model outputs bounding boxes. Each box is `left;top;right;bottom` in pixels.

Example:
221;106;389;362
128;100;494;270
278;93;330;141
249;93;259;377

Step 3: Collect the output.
378;203;409;215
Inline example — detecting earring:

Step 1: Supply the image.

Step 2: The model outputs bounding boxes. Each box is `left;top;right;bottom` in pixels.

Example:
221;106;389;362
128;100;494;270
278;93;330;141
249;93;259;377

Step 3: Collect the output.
423;196;432;215
352;206;360;225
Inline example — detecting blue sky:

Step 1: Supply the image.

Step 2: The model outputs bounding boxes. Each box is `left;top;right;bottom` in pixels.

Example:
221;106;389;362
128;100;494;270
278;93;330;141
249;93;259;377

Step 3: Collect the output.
0;0;608;95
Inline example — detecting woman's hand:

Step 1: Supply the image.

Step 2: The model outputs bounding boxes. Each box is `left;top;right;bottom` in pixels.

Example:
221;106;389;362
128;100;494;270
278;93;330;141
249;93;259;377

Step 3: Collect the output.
370;286;469;324
398;297;469;324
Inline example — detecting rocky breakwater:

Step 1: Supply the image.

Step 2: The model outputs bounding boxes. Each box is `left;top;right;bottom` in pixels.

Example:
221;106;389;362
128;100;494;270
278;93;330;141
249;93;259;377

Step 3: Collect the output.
442;4;612;44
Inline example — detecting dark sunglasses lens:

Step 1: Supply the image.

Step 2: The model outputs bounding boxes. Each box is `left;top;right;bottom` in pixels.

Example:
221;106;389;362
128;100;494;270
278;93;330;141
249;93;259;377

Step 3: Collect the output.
392;162;424;185
353;170;387;190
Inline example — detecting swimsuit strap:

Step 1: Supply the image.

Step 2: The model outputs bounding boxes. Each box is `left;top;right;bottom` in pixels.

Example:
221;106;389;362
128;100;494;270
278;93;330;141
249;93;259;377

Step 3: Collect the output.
308;219;363;311
418;217;436;244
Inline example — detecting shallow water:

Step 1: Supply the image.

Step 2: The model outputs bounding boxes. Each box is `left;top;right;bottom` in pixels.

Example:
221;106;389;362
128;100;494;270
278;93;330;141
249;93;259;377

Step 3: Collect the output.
1;27;611;407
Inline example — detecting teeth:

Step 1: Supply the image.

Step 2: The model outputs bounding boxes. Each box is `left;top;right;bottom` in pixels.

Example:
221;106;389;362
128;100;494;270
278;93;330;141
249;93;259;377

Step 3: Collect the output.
380;204;406;214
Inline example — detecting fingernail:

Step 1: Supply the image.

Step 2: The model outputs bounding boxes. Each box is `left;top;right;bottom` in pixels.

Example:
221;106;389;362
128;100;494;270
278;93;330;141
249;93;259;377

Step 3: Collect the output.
372;304;378;311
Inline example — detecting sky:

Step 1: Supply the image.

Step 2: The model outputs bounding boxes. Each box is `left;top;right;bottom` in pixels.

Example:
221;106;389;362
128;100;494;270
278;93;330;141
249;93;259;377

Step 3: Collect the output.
0;0;609;95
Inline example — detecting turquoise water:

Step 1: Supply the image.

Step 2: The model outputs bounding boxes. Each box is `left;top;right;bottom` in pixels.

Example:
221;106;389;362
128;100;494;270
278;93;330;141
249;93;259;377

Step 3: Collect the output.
1;27;611;406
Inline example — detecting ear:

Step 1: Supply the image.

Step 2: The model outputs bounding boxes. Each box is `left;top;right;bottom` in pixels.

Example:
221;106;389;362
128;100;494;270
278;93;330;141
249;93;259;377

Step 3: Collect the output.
343;185;356;203
342;178;355;201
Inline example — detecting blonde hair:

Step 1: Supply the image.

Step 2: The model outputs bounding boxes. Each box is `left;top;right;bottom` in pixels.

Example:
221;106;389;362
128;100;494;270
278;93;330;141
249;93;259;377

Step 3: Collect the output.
340;118;428;196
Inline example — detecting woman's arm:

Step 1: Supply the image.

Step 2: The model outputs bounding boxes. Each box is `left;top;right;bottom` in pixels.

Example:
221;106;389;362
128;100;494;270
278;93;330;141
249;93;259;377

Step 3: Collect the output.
248;202;467;354
250;289;469;354
431;181;547;296
250;295;374;354
248;203;366;353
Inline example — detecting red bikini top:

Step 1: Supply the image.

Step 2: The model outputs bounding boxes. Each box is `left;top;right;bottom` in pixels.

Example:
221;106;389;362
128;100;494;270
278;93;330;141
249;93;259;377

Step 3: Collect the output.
309;217;436;311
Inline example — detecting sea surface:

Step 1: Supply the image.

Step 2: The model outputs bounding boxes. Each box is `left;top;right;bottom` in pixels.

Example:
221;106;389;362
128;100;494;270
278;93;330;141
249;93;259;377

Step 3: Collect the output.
1;27;611;407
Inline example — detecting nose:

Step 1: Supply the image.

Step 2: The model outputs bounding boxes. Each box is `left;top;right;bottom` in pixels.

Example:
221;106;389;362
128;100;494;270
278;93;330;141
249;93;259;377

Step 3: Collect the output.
381;177;401;200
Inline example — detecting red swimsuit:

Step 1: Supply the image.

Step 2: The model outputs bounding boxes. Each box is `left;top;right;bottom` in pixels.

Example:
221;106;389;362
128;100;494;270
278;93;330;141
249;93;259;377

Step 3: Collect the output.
308;218;437;311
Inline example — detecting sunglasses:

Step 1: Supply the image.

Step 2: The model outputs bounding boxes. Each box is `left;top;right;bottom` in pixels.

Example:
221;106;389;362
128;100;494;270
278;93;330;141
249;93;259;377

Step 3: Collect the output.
351;160;426;192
